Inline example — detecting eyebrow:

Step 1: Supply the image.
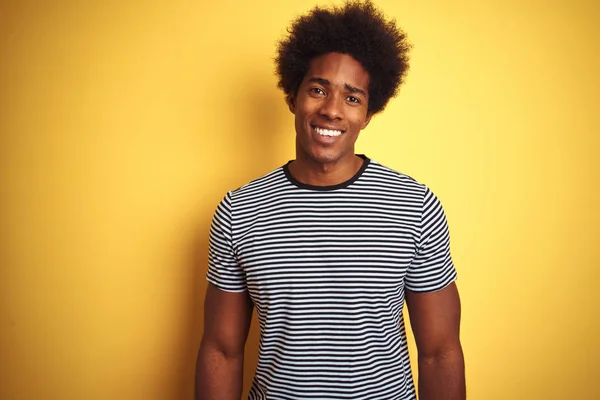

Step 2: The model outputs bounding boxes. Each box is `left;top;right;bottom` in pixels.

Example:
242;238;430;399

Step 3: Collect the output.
308;77;367;97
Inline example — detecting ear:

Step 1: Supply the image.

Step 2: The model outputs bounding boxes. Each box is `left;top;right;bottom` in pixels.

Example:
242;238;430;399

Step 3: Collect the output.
286;94;296;114
361;112;373;130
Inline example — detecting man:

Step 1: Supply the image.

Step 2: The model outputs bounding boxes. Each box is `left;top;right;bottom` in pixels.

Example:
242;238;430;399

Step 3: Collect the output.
196;1;465;399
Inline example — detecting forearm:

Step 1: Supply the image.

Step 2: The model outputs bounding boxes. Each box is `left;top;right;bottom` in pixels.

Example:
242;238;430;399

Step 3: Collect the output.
195;344;244;400
418;348;465;400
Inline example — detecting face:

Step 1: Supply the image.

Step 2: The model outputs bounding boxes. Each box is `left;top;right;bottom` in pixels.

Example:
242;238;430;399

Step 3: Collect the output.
288;52;372;168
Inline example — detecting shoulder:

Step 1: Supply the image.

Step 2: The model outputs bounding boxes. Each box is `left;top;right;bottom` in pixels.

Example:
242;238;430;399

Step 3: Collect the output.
362;158;428;196
228;165;289;203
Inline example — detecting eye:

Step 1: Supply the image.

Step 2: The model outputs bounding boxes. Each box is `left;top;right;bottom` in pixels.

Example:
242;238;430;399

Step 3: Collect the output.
310;87;325;95
347;96;360;104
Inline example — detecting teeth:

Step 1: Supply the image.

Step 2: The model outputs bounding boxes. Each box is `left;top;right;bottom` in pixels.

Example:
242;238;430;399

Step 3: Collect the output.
314;126;342;137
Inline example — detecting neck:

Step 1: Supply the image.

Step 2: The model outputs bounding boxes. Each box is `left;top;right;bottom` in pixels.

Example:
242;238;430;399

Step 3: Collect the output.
288;154;364;187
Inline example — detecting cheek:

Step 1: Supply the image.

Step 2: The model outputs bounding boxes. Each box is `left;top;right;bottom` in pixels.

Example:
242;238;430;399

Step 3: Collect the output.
294;113;304;129
294;112;310;138
294;108;311;126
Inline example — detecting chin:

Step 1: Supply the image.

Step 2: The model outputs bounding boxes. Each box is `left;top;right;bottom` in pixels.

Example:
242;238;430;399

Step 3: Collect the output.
308;148;344;165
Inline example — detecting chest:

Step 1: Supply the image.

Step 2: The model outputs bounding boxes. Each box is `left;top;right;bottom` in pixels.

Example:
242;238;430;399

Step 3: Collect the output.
233;197;420;302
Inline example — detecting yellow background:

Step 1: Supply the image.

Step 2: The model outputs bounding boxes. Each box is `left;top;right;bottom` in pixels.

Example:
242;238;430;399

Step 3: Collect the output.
1;0;598;399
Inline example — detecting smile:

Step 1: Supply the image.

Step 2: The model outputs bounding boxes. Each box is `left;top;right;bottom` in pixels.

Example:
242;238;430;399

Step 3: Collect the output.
313;126;343;137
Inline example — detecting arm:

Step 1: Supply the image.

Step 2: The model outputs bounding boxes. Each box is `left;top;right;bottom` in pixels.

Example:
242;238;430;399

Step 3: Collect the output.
195;283;253;400
406;282;465;400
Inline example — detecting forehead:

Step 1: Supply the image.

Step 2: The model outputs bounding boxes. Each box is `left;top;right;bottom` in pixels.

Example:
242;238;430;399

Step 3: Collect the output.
304;52;370;92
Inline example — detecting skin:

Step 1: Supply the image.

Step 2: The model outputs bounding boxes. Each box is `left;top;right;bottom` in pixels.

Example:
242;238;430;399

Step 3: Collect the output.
195;284;253;400
406;283;466;400
287;52;372;186
195;52;465;400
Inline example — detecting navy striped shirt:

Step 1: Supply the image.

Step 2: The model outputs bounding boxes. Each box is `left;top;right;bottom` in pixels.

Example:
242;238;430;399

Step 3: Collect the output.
207;155;457;399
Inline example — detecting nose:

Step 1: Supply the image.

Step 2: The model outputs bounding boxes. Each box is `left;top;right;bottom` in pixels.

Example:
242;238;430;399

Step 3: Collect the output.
318;93;344;120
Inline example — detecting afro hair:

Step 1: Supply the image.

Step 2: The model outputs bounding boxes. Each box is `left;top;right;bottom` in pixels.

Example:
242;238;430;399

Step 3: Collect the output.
275;0;411;115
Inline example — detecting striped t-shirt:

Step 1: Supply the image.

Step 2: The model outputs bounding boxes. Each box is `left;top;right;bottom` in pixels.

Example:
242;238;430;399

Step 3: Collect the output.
207;155;457;400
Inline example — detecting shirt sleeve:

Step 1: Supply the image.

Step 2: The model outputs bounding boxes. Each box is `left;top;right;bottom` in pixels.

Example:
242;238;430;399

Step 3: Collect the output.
206;192;247;292
405;187;457;293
